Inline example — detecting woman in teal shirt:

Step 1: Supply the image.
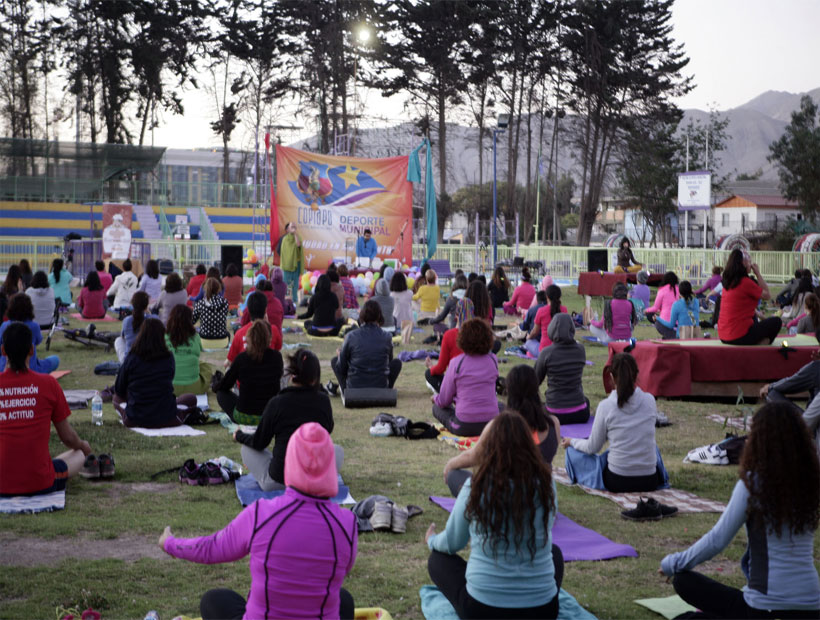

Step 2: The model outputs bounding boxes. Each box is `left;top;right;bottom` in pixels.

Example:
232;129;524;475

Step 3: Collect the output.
425;411;562;619
165;304;212;396
48;258;73;305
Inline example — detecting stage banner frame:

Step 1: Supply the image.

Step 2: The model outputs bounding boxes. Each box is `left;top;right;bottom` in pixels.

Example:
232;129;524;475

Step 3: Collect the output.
273;145;413;270
677;170;712;211
101;203;133;260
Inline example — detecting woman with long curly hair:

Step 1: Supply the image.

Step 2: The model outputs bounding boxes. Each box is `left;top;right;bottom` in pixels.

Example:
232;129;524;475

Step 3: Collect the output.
426;411;562;619
661;401;820;618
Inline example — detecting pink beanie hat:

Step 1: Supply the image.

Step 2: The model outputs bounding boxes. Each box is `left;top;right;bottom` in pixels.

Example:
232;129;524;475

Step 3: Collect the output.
284;423;338;498
541;275;554;290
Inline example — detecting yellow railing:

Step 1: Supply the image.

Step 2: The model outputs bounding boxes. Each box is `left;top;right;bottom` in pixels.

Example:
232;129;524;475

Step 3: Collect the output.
0;237;814;284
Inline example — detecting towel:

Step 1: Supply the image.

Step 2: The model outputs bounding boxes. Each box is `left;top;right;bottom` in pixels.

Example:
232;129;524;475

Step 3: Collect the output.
634;595;697;619
0;490;65;514
124;424;206;437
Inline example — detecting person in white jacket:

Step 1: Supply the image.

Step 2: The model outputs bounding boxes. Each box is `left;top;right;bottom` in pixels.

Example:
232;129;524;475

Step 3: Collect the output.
107;258;139;310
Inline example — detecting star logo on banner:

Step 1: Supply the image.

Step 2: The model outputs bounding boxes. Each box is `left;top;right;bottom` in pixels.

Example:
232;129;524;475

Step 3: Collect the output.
338;165;361;189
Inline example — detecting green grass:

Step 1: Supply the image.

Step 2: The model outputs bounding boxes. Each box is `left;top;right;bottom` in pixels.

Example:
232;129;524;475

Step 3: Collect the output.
1;287;818;619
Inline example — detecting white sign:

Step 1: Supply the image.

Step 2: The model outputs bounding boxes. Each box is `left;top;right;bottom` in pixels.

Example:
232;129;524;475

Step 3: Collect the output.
678;171;711;210
175;215;189;225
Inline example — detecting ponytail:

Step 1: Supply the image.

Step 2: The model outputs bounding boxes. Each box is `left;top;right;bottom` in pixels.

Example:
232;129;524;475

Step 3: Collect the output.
130;291;150;332
679;280;693;303
546;284;562;317
611;353;638;408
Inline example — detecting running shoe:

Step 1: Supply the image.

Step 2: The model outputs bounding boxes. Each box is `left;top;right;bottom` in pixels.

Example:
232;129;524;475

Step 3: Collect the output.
80;454;100;479
620;497;662;521
98;453;115;479
179;459;204;485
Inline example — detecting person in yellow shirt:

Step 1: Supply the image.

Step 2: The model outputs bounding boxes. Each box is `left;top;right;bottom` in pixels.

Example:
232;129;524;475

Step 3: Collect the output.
413;269;441;320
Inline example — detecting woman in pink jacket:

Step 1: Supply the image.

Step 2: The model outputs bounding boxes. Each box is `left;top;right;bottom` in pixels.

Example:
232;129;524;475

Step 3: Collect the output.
645;271;680;339
503;266;536;316
160;423;357;619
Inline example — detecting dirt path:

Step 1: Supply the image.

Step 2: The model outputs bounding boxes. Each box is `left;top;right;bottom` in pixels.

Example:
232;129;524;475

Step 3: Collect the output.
0;532;169;566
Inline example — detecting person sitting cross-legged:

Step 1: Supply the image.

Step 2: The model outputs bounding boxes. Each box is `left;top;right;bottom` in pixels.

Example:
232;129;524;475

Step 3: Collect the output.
226;291;282;368
0;322;93;498
162;422;357;620
0;293;60;374
232;349;340;492
328;300;401;396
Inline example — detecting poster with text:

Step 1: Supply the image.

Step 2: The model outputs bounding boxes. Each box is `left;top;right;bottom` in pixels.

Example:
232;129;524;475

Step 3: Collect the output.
101;203;133;260
677;171;712;210
274;145;413;270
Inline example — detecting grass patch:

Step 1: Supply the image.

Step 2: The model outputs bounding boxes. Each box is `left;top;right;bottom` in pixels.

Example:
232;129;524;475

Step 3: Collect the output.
1;286;818;619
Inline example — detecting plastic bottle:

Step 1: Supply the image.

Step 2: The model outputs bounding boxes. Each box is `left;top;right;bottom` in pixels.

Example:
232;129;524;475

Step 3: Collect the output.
143;611;159;620
216;456;242;475
91;392;103;426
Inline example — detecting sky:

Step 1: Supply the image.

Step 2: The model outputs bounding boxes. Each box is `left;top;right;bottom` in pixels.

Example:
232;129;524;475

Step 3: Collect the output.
150;0;820;150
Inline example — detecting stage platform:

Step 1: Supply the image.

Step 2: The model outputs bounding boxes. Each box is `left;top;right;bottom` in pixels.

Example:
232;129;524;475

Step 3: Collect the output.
603;334;818;398
577;271;663;297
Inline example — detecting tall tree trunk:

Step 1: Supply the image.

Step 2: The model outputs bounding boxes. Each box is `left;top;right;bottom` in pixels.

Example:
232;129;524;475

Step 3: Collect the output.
437;79;447;197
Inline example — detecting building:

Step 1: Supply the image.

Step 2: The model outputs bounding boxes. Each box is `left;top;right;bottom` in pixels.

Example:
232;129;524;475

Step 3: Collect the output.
713;194;802;236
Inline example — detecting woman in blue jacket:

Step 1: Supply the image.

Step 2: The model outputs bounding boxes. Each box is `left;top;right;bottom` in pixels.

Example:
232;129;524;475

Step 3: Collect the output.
660;401;820;618
656;280;699;339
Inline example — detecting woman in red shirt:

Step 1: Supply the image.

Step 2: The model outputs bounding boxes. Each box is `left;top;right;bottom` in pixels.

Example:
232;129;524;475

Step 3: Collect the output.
528;285;567;351
77;271;108;319
425;298;474;393
717;248;781;345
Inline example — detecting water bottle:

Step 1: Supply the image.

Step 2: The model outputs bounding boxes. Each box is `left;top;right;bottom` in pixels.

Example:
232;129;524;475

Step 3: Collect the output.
91;391;103;426
217;455;242;475
143;611;160;620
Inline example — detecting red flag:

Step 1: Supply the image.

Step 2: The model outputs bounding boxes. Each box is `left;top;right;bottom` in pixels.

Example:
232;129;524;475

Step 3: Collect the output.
266;135;279;261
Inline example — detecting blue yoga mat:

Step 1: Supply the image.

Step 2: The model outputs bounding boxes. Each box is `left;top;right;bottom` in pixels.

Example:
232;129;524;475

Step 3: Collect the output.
429;497;637;562
235;473;353;506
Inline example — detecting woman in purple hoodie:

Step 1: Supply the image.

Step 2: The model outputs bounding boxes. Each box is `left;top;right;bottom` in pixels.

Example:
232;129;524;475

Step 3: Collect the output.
160;423;357;619
270;266;288;308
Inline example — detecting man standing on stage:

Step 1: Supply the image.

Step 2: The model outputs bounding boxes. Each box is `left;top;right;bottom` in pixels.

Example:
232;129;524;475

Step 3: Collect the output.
356;228;378;267
279;222;302;302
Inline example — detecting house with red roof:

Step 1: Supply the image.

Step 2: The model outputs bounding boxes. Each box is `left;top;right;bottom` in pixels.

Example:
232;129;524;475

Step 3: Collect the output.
713;193;802;236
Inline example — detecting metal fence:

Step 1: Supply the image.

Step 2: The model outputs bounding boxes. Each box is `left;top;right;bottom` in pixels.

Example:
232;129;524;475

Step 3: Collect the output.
1;236;816;284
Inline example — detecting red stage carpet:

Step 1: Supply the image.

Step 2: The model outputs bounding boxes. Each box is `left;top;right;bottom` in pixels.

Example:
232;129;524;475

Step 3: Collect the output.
603;334;817;398
577;272;663;297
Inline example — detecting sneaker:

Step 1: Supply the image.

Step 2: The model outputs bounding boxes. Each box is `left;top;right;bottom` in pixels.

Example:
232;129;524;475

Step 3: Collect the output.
98;453;115;479
80;454;100;479
203;461;226;485
369;422;393;437
645;497;678;518
655;411;671;427
685;443;728;465
324;381;338;396
179;459;204;485
391;416;409;437
620;497;662;521
370;500;393;531
391;505;409;533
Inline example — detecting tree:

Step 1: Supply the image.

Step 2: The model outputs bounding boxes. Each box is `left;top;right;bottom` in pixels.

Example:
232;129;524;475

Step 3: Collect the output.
561;0;692;246
678;108;731;191
769;94;820;216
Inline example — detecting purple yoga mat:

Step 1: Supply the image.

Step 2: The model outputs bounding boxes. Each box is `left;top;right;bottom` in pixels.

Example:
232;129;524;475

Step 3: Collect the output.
428;497;637;562
559;416;595;439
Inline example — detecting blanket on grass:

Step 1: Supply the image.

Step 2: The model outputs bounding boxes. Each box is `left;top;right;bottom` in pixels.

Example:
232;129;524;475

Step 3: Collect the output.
235;472;355;506
429;497;637;562
0;490;65;514
433;423;479;451
419;585;597;620
124;424;206;437
553;467;725;513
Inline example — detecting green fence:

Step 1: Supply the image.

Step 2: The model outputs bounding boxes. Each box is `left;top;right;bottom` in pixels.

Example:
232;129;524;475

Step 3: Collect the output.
0;237;815;284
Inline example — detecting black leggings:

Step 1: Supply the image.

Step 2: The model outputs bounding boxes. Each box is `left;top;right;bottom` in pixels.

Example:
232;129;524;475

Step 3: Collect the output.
603;465;663;493
305;318;345;336
672;570;819;619
549;398;590;426
428;549;562;619
200;587;355;620
722;317;782;345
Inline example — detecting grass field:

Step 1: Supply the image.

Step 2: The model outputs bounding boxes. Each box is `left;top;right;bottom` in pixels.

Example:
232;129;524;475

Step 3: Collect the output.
1;286;818;619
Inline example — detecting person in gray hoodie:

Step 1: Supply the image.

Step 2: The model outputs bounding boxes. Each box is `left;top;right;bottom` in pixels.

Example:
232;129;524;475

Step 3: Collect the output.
534;312;589;424
25;271;56;328
372;278;395;331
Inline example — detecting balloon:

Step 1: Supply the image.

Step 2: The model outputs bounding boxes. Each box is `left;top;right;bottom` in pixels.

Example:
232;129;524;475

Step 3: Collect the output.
357;273;365;279
407;277;415;288
370;279;377;290
247;249;256;258
373;273;380;281
402;264;410;270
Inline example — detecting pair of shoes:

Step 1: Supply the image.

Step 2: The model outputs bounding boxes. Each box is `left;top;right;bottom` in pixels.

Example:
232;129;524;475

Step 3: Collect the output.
369;500;410;533
80;453;115;479
324;381;338;396
620;497;678;521
178;459;228;485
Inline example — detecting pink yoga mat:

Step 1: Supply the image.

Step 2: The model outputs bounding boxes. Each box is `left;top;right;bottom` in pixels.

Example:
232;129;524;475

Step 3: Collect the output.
70;313;118;322
429;496;637;562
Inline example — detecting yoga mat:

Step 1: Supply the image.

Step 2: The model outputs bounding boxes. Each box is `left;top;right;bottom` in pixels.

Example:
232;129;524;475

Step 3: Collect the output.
429;498;637;562
634;595;696;620
552;467;726;513
419;585;597;620
560;416;595;439
70;313;118;322
125;424;206;437
50;370;71;380
0;490;65;514
235;473;355;506
353;608;393;620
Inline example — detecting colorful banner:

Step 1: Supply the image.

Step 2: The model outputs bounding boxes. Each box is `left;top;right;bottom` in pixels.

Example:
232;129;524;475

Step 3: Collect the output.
273;145;413;270
101;203;133;260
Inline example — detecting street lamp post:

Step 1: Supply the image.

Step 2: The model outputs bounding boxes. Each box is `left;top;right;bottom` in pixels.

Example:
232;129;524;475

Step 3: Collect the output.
492;115;509;267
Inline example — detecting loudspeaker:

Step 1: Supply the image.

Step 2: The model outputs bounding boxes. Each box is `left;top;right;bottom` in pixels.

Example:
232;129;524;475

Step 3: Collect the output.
587;249;608;273
220;245;243;275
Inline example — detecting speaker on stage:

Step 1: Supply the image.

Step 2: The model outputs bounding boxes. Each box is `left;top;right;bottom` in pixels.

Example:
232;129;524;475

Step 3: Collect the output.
587;249;608;272
220;245;243;275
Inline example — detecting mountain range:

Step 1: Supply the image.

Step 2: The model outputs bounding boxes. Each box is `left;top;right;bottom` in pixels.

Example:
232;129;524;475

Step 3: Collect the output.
343;87;820;195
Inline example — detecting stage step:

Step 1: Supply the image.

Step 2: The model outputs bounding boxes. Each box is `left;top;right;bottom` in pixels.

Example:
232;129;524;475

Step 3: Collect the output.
133;204;163;240
187;206;218;240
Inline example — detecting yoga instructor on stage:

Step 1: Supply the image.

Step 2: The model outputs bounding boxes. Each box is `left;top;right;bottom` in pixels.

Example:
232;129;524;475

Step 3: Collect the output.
356;229;378;267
